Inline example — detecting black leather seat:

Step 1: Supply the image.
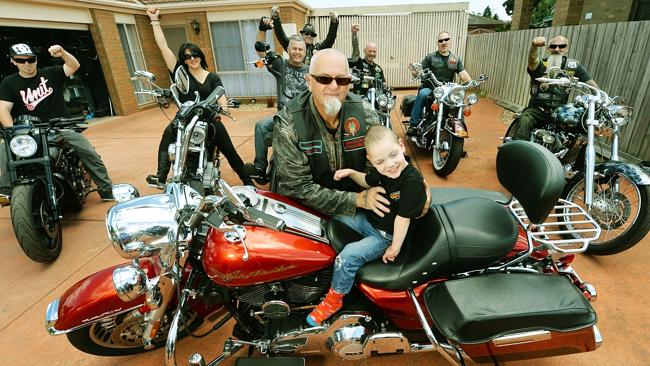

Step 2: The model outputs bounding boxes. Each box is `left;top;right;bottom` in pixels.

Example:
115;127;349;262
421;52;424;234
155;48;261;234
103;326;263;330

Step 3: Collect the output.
326;197;518;291
424;273;597;344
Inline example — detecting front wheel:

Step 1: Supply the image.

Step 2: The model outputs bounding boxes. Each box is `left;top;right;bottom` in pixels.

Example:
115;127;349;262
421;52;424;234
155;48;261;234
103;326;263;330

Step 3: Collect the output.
432;130;464;177
10;182;62;263
562;173;650;255
66;309;201;356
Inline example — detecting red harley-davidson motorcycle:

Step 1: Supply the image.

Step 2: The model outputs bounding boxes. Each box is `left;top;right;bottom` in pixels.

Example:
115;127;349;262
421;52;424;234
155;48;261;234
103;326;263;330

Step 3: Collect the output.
45;141;602;366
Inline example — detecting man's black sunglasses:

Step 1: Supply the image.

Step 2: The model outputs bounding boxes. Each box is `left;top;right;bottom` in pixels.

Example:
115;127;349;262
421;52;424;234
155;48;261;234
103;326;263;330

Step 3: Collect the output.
310;74;352;86
438;37;450;43
183;52;201;60
301;32;317;37
13;57;37;64
548;44;567;49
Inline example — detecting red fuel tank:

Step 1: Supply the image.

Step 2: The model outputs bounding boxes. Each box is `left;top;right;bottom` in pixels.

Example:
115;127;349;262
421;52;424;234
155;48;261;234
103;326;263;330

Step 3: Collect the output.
202;226;336;287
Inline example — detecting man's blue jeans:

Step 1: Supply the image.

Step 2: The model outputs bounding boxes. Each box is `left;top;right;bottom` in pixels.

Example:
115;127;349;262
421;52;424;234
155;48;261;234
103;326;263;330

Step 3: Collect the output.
410;87;433;127
331;213;392;294
254;116;274;171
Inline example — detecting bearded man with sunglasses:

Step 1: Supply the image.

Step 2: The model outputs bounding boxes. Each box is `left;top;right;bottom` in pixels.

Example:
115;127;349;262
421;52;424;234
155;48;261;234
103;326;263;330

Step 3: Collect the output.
507;36;598;140
407;31;472;136
0;43;113;200
272;49;397;216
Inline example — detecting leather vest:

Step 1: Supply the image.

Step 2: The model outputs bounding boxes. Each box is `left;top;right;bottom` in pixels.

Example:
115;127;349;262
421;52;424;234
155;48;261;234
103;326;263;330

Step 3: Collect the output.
530;57;579;109
289;91;368;192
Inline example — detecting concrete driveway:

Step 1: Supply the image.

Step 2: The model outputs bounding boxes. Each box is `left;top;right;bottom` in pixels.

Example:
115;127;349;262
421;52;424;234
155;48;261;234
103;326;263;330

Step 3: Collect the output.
0;92;648;366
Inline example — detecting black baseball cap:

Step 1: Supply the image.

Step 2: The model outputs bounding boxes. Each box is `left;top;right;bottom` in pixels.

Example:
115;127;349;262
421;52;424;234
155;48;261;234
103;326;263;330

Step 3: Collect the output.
10;43;36;58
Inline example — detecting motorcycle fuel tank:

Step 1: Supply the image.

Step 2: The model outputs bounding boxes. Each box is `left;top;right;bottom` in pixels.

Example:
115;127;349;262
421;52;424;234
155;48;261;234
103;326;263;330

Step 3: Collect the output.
203;226;336;287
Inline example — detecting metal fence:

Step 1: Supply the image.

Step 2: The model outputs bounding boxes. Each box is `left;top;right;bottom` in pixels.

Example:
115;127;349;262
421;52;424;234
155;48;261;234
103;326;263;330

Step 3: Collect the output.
464;21;650;160
309;7;468;88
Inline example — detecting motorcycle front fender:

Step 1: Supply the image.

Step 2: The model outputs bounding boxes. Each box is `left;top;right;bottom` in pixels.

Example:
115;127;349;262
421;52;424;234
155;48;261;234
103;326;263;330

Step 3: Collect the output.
596;161;650;186
46;258;156;334
447;117;469;138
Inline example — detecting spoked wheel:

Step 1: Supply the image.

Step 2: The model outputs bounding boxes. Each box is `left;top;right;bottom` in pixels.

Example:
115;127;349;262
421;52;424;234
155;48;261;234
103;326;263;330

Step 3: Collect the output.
561;172;650;255
432;129;464;177
10;182;62;263
66;308;201;356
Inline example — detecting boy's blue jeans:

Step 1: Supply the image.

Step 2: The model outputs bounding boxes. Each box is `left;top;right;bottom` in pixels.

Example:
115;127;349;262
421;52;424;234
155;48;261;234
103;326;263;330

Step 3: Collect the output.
331;213;392;294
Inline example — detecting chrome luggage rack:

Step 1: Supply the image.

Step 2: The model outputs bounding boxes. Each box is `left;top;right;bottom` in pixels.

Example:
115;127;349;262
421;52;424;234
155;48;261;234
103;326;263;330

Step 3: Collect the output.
509;199;602;253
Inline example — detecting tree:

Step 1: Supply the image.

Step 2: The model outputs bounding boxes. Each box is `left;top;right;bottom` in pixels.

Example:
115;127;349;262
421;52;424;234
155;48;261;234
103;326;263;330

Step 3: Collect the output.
493;13;501;20
502;0;514;16
531;0;556;26
482;6;493;18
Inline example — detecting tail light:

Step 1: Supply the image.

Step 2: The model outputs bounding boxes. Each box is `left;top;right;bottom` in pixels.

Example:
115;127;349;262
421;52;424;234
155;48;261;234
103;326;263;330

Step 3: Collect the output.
430;104;439;111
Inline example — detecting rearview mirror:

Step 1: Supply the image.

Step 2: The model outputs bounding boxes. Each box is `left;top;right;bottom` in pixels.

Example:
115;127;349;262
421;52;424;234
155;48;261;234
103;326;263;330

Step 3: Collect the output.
174;67;190;94
228;98;241;108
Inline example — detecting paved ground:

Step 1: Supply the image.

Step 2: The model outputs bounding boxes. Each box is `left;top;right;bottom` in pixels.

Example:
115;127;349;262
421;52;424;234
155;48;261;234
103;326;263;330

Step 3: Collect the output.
0;92;648;366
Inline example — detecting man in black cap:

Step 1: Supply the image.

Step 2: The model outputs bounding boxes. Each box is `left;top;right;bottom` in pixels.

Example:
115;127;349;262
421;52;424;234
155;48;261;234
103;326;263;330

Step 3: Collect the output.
266;6;339;65
0;43;113;200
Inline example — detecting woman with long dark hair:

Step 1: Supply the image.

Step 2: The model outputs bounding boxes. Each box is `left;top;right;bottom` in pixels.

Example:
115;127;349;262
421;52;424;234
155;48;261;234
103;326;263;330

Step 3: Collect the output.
146;6;253;186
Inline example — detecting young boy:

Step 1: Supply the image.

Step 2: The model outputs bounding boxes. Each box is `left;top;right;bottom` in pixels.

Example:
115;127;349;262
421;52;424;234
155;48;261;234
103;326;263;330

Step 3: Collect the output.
307;125;427;326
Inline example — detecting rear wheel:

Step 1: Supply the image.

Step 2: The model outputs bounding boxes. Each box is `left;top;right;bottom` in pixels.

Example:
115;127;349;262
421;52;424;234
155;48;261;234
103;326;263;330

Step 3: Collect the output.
66;309;201;356
10;182;62;263
562;172;650;255
432;130;464;177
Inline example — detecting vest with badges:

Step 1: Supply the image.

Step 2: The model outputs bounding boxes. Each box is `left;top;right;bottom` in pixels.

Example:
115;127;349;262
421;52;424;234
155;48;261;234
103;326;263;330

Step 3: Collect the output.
529;56;579;109
289;91;367;192
426;51;461;83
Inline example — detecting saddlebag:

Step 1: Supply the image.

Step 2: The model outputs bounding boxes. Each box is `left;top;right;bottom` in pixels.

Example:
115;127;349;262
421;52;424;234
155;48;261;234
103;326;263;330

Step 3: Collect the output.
424;273;599;362
400;95;416;118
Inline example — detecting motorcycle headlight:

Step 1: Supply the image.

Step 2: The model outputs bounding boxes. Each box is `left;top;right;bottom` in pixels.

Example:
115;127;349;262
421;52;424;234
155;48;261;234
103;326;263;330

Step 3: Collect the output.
377;94;388;108
467;93;479;105
10;135;38;158
190;122;207;145
606;105;632;126
449;87;465;105
106;194;177;259
386;96;396;111
433;87;445;100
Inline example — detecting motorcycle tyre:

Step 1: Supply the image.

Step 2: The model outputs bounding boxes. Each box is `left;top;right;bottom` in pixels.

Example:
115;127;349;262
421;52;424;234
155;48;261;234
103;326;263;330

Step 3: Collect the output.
66;309;203;356
562;173;650;255
432;132;463;177
10;182;62;263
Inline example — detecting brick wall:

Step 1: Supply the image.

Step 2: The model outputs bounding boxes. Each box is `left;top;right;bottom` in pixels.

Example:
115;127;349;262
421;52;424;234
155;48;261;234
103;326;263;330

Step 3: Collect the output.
511;0;534;30
89;9;140;116
553;0;585;25
273;6;307;52
181;12;216;72
136;14;171;87
580;0;635;24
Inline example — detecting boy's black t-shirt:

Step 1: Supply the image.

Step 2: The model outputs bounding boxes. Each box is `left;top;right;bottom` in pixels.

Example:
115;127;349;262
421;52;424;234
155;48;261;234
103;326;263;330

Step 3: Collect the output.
0;66;68;121
364;163;427;233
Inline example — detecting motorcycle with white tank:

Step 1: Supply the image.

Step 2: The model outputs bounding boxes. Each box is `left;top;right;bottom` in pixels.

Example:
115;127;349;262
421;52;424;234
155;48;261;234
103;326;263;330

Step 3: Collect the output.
505;71;650;255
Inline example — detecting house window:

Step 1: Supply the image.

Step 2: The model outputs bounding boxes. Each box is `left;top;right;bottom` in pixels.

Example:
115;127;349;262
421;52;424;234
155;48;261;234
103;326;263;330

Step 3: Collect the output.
210;20;276;97
116;23;154;105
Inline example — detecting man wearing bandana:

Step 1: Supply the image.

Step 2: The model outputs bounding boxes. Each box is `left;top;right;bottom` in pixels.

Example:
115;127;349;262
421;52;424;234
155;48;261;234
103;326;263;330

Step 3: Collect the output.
507;36;598;141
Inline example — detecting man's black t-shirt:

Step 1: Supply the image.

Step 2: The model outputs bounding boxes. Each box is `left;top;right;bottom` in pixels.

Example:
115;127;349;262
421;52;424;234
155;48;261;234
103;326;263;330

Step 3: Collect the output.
527;56;592;109
0;65;68;121
268;57;308;110
172;64;224;103
352;59;386;96
364;163;426;233
421;51;465;84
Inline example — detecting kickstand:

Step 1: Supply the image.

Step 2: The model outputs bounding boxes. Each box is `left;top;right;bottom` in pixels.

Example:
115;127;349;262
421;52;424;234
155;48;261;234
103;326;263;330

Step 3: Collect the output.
462;150;468;158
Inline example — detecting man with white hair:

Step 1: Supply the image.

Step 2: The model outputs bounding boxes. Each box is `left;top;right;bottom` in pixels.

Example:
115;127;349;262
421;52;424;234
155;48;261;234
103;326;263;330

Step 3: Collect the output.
272;49;394;216
507;35;598;140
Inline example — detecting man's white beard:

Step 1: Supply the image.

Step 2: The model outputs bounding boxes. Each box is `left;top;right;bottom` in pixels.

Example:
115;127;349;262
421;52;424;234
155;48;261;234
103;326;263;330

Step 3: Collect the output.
323;97;342;117
547;54;563;69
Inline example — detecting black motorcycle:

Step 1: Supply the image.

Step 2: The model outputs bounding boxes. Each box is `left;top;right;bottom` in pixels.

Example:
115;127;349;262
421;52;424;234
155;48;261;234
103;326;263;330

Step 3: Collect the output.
351;66;396;128
1;115;92;262
136;69;240;195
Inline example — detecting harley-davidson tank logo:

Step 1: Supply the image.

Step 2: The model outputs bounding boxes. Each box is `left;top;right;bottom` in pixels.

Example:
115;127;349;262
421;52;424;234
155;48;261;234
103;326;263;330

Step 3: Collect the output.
211;264;299;283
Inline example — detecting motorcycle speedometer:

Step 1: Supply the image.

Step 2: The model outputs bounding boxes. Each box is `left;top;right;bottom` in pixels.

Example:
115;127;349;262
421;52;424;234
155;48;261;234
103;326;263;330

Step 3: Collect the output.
10;135;38;158
190;121;207;145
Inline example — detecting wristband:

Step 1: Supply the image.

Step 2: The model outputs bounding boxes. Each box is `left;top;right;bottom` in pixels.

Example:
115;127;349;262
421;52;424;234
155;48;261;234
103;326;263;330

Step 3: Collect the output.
364;191;369;208
150;20;160;25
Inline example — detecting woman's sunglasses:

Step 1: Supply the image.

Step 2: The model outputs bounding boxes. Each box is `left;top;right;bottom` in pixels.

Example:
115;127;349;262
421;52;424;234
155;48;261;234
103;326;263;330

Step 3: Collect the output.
310;74;352;86
548;44;567;50
183;52;201;60
13;57;37;64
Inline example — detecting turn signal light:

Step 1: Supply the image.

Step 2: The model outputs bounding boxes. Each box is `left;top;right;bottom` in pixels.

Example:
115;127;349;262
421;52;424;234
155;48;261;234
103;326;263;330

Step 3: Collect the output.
430;104;439;111
255;59;264;68
463;109;472;117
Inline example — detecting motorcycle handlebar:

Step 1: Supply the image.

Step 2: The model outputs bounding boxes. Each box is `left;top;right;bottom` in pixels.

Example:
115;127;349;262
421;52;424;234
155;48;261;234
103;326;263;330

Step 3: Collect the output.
535;77;608;102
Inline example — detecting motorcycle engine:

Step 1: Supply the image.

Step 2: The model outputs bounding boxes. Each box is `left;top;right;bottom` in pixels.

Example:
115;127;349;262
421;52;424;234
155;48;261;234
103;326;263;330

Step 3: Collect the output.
237;269;332;319
531;129;565;155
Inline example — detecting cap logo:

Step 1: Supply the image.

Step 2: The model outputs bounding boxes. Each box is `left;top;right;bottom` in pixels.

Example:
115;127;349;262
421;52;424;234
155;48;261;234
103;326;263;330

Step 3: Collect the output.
11;44;33;55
